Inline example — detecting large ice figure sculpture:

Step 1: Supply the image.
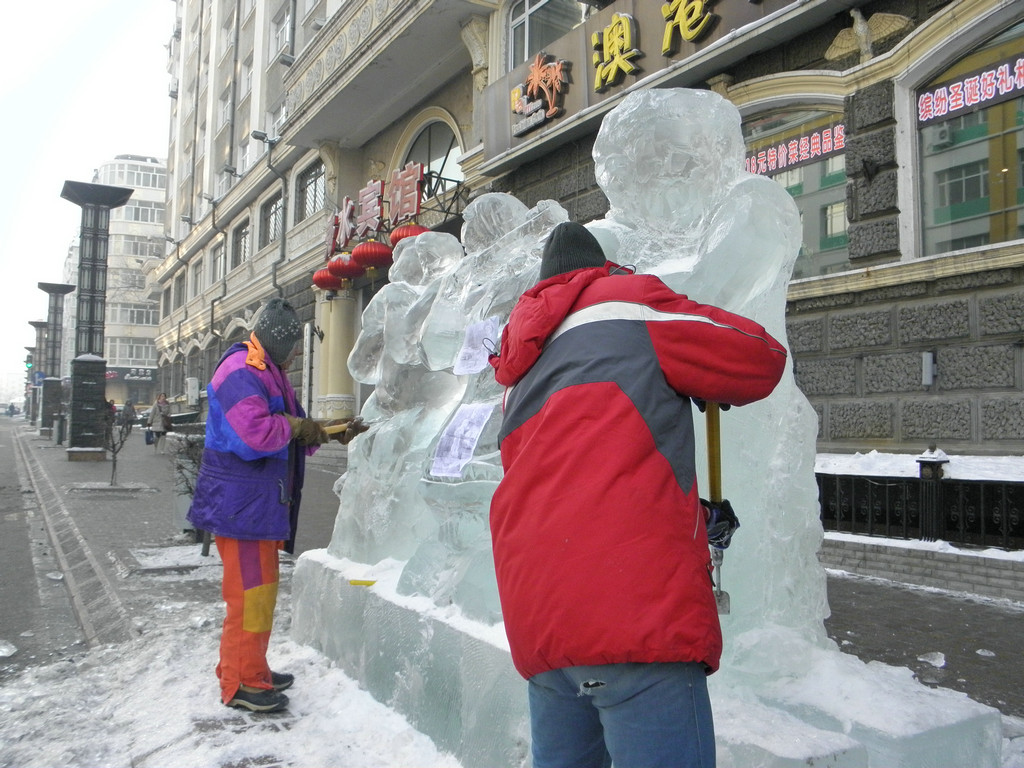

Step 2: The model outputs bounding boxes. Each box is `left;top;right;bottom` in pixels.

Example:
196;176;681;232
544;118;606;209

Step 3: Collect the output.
292;89;1001;768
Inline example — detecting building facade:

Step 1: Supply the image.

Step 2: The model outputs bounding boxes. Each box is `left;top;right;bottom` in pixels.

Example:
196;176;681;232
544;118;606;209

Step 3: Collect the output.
155;0;1024;457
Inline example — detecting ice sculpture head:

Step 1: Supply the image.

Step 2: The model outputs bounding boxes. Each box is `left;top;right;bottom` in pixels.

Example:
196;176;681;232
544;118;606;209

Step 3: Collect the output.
594;89;746;226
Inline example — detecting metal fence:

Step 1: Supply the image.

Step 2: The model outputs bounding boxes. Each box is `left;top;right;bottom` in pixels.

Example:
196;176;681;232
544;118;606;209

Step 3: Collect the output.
817;473;1024;551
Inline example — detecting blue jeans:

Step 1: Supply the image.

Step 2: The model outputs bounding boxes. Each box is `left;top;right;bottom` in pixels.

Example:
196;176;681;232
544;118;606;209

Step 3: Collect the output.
528;662;715;768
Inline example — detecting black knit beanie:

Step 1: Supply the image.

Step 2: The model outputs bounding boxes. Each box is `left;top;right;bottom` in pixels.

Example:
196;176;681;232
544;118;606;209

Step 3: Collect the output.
539;222;606;282
253;298;303;365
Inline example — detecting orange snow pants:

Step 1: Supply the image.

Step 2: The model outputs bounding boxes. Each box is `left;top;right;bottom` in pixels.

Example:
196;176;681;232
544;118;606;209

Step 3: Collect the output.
215;536;280;704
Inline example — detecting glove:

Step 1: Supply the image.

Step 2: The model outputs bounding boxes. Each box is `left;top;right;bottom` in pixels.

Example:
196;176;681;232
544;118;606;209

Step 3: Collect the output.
701;498;740;550
285;414;329;446
691;399;731;413
325;417;370;445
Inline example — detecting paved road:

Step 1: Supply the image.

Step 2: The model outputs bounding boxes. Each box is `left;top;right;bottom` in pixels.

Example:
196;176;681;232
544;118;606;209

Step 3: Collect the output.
0;418;84;676
824;569;1024;718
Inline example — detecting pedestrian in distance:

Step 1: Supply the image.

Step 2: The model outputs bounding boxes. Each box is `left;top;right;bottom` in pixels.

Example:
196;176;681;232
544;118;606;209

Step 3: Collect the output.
187;298;368;713
488;222;788;768
122;400;136;435
148;393;171;454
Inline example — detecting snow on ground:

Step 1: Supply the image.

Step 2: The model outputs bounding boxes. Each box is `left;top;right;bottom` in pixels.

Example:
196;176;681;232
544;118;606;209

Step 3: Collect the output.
0;563;462;768
1;562;1024;767
816;449;1024;481
3;449;1024;768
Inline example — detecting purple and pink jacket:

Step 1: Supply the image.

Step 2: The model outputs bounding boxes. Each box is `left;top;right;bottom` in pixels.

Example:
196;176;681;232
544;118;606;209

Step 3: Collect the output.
489;263;787;680
187;337;315;552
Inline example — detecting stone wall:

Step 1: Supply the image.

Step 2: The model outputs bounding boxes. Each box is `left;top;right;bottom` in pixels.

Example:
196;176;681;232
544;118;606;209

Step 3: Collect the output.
788;267;1024;454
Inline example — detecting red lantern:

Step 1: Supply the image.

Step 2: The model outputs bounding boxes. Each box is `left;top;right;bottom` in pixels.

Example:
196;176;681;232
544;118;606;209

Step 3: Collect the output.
312;267;342;291
388;222;430;249
351;239;394;273
327;252;365;280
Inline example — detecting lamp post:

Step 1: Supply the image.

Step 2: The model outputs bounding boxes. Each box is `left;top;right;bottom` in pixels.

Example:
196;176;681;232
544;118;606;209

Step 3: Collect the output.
61;180;132;460
37;283;75;439
28;320;48;427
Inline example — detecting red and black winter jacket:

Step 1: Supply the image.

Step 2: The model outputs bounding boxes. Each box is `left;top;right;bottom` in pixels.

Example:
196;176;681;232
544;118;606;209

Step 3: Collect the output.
488;263;787;679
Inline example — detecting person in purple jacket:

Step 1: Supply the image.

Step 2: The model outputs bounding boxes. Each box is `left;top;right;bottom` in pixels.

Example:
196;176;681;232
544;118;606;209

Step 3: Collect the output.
188;298;366;712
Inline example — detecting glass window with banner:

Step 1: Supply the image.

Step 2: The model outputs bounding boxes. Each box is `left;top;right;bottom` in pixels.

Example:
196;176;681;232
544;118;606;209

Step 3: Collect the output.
404;121;464;200
917;21;1024;257
743;108;849;279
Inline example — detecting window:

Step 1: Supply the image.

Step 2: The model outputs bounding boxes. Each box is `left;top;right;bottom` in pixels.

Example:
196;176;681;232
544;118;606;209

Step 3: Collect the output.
297;160;326;222
936;161;989;208
820;202;848;250
218;92;231;129
162;287;172;319
105;337;156;367
508;0;582;69
742;108;849;279
191;258;205;298
173;273;186;310
917;21;1024;256
99;162;166;189
242;58;253;96
110;235;163;257
231;220;250;268
211;243;226;282
107;269;147;291
270;103;288;136
404;121;464;198
109;303;159;325
116;200;165;224
274;9;291;51
260;193;284;248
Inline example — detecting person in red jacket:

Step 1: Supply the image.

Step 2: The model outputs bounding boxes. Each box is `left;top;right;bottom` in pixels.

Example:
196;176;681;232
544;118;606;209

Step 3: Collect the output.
489;222;787;768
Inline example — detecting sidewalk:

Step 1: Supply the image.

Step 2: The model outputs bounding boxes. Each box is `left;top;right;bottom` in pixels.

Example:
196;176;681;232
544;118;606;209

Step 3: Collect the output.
8;420;1024;762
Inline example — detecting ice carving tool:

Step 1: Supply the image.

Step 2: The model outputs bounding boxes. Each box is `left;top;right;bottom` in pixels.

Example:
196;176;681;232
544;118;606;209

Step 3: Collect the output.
706;402;730;615
323;422;349;435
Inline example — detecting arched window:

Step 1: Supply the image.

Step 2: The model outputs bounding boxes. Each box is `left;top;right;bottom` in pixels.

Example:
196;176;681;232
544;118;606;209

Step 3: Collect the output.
916;21;1024;256
743;108;849;279
404;121;464;199
508;0;582;69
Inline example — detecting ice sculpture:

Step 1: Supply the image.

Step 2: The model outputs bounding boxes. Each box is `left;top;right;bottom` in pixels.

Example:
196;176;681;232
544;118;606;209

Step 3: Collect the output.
294;89;1001;768
333;195;568;622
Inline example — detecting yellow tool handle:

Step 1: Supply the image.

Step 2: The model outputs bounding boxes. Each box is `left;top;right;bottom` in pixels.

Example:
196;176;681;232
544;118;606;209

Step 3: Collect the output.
706;402;722;503
323;422;349;435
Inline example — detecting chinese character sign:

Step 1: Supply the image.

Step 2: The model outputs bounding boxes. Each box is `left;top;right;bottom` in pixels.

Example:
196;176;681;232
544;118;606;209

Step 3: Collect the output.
661;0;716;55
917;55;1024;124
389;162;424;226
356;180;385;238
593;14;641;92
745;124;846;176
339;196;358;249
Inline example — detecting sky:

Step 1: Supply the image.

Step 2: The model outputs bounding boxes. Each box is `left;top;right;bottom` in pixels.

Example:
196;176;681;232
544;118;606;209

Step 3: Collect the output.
0;1;175;403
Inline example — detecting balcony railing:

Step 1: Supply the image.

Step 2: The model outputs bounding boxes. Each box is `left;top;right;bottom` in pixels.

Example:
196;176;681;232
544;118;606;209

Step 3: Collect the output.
818;473;1024;551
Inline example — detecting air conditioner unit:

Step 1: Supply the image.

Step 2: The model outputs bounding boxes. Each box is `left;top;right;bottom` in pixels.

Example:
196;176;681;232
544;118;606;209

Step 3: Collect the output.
929;125;953;150
186;377;199;407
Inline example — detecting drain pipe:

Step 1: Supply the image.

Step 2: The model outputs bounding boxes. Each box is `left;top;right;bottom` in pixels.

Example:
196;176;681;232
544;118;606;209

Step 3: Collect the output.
201;194;229;338
252;131;288;297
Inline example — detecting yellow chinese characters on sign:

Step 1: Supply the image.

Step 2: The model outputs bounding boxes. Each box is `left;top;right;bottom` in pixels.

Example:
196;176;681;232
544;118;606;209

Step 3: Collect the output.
661;0;717;55
593;13;641;93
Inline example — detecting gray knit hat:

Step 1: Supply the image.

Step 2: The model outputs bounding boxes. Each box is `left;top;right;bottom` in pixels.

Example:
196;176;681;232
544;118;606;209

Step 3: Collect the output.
539;222;606;282
253;298;302;365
